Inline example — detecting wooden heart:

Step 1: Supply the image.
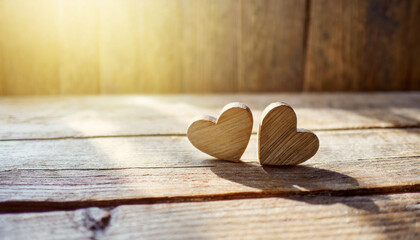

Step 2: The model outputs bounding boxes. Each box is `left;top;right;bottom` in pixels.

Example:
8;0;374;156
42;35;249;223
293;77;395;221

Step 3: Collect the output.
258;102;319;165
187;102;253;161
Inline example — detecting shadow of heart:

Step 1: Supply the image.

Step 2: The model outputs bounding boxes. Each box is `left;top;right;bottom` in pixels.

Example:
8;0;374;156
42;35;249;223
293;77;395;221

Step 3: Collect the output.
206;160;380;212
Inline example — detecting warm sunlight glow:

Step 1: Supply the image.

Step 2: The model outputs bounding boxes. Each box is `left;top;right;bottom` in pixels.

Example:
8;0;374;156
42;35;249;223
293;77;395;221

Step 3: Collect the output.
0;0;214;95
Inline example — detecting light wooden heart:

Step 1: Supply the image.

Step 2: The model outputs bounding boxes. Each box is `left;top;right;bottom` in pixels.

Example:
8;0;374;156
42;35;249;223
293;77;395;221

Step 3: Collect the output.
187;102;253;161
258;102;319;165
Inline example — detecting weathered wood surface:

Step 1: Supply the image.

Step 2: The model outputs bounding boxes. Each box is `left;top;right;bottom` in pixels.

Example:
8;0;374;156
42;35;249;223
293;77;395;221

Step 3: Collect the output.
0;0;60;95
183;0;240;93
239;0;306;92
0;94;419;239
1;129;419;206
304;0;420;91
1;0;420;95
1;93;419;140
1;193;419;239
1;129;419;169
0;0;304;95
2;156;418;207
58;0;100;94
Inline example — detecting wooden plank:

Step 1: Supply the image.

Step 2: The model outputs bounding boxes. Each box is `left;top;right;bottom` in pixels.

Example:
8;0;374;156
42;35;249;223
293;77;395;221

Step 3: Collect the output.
101;0;185;93
100;0;239;93
0;0;4;95
304;0;367;91
3;126;419;170
71;193;420;239
137;0;184;93
0;93;419;139
99;0;142;93
1;193;419;239
183;0;240;92
0;0;60;95
239;0;306;92
304;0;419;91
363;0;416;91
57;0;99;94
0;129;419;203
408;0;420;90
1;157;418;204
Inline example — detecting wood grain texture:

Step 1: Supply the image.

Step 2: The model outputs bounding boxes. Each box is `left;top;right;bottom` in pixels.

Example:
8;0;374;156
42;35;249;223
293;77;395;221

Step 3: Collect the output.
0;0;60;95
408;0;420;90
240;0;306;92
0;93;419;140
99;0;184;94
1;128;419;169
258;103;319;165
183;0;240;93
0;0;4;95
99;0;142;93
187;103;253;161
0;0;418;94
62;193;420;240
57;0;99;94
304;0;368;91
0;129;420;170
0;129;419;204
1;194;419;239
304;0;420;91
0;94;419;238
1;156;418;205
137;0;184;93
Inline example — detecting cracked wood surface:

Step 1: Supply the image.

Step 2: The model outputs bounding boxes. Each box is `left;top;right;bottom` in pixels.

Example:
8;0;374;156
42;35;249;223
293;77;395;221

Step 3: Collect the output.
0;93;419;239
0;129;419;207
1;193;419;240
0;93;419;140
1;129;419;169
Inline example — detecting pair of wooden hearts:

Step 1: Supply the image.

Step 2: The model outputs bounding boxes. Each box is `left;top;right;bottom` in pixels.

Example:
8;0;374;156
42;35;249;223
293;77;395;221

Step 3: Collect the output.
187;102;319;165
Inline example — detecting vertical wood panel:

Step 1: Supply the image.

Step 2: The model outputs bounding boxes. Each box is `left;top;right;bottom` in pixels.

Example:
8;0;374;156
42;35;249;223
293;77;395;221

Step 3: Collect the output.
304;0;365;91
0;0;4;95
100;0;184;94
0;0;418;95
183;0;240;92
137;0;184;93
304;0;418;91
58;0;99;94
240;0;306;92
408;0;420;90
99;0;142;93
364;0;412;90
1;0;60;95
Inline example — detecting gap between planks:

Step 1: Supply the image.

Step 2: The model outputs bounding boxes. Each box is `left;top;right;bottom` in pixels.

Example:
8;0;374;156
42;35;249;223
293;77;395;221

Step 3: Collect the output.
1;193;419;240
1;93;419;140
1;184;419;214
1;125;419;142
1;129;419;204
5;154;420;171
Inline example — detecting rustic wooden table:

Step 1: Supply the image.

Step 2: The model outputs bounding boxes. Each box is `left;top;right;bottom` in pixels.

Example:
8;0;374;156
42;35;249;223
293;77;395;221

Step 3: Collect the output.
0;93;419;239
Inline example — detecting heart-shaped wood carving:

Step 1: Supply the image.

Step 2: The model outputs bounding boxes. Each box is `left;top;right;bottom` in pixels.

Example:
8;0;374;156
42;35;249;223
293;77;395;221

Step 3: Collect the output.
187;102;253;161
258;102;319;165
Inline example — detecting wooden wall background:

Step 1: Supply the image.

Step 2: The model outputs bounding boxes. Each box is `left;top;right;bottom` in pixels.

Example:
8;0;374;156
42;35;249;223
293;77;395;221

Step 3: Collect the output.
0;0;419;95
